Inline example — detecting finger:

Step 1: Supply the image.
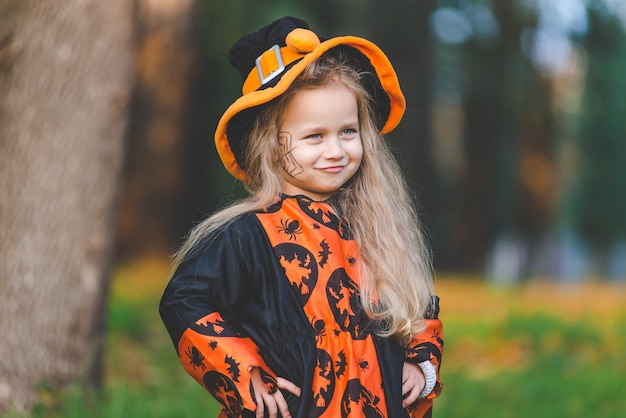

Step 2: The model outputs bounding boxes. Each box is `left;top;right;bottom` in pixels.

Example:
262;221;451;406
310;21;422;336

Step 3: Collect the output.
274;391;293;418
402;379;411;397
277;377;302;397
402;385;420;408
401;373;417;396
261;392;279;418
253;383;265;418
255;396;264;418
402;362;416;384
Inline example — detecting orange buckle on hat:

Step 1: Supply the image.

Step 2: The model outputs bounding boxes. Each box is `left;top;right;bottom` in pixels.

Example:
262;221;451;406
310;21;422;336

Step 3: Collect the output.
255;44;285;87
242;28;321;95
243;44;304;94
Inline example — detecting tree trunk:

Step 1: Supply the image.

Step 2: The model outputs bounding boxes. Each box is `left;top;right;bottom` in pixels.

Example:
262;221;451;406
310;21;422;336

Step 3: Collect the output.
0;0;133;412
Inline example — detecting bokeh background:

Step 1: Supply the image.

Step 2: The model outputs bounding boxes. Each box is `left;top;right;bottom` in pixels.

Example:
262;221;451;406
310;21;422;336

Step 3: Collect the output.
117;0;626;282
1;0;625;417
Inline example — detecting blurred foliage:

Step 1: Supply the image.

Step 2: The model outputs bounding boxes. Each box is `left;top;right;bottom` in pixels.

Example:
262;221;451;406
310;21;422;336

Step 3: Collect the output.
7;261;623;418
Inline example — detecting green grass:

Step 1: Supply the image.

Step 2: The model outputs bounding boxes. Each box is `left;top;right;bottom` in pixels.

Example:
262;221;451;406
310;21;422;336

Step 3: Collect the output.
8;264;626;417
435;312;626;417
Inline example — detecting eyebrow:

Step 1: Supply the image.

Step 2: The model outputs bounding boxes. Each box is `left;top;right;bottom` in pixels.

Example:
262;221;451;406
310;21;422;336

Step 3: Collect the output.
298;120;360;132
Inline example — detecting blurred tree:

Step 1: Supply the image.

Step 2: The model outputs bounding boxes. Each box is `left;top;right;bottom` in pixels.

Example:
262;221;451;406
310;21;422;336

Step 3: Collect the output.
573;7;626;267
458;0;552;275
115;0;200;261
461;0;514;271
0;0;133;412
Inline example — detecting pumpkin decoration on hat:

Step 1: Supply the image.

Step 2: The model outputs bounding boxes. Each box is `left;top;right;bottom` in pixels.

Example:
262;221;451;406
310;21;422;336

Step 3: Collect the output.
215;16;406;182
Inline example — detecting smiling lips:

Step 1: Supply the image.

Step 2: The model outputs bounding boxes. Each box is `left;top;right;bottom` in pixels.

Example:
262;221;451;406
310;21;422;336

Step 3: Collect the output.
318;166;345;173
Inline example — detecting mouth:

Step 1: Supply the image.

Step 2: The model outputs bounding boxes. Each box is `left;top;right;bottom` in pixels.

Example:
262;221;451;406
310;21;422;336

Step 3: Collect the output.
318;166;345;173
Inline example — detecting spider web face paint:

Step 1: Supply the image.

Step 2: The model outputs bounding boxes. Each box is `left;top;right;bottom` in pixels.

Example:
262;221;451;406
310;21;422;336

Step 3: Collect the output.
278;131;304;177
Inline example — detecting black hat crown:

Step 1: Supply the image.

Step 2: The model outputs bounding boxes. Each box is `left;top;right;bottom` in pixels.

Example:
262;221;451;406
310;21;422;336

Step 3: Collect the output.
229;17;311;81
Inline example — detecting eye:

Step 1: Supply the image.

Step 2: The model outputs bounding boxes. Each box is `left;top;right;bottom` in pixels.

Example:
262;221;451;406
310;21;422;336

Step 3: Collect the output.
305;133;323;140
342;128;358;136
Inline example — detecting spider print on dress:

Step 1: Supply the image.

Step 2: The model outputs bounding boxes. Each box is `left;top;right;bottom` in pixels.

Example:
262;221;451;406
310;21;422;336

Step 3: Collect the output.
311;317;327;344
185;346;206;371
277;218;303;240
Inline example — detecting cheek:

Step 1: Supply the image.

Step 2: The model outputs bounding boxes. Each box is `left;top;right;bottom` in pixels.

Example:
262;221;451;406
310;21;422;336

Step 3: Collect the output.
278;133;306;176
349;141;364;165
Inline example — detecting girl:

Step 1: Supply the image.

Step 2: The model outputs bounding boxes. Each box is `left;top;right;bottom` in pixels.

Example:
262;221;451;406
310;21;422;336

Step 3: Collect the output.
160;16;443;418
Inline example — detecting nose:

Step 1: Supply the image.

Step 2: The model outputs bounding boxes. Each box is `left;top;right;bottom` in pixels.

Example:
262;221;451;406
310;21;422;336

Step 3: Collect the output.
323;136;346;159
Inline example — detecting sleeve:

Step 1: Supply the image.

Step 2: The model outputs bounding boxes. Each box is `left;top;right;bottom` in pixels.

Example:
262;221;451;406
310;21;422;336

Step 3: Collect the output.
159;218;276;415
404;295;444;417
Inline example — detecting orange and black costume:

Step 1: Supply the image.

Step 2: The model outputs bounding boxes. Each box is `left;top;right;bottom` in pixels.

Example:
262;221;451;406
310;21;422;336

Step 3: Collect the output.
160;195;443;417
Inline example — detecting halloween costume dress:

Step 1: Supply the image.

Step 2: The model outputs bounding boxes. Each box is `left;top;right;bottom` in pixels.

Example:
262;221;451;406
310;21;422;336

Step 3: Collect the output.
160;194;443;418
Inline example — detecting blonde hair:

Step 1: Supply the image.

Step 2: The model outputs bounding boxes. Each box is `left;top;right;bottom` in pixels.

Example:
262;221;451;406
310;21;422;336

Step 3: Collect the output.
173;51;434;345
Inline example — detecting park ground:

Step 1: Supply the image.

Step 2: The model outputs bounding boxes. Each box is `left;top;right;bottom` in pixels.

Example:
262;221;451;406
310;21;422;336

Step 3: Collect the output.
16;259;626;418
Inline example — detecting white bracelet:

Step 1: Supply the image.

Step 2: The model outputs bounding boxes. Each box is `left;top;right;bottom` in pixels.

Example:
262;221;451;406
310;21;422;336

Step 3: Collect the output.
417;360;437;399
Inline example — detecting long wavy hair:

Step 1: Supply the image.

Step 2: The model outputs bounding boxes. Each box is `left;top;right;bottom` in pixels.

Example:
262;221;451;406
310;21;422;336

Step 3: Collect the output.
173;50;434;345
